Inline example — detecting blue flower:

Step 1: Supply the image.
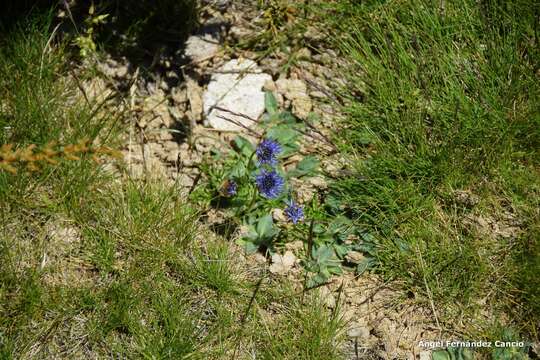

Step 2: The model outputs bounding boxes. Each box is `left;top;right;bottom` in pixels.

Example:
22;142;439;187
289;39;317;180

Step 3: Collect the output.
284;200;304;224
255;169;285;199
256;138;282;166
221;179;237;197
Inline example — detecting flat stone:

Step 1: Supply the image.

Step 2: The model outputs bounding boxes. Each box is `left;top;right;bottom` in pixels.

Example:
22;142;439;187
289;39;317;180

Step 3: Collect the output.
184;33;220;63
203;59;271;131
347;322;371;340
269;251;297;275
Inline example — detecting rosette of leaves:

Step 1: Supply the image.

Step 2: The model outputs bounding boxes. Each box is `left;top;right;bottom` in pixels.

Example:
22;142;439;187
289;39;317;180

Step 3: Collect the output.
431;347;474;360
236;215;279;254
304;244;343;287
490;328;531;360
303;216;377;286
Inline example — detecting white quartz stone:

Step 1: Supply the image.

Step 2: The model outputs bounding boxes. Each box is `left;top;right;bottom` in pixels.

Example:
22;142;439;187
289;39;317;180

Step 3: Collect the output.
203;59;272;131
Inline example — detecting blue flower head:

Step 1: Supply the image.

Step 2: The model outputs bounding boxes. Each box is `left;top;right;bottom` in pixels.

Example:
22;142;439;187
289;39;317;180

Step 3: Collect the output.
284;200;304;224
256;138;282;166
255;169;284;199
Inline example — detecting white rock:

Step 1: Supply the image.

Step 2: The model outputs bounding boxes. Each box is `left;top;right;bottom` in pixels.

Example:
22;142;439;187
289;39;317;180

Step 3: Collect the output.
269;251;297;275
347;324;370;340
184;34;220;63
203;59;272;131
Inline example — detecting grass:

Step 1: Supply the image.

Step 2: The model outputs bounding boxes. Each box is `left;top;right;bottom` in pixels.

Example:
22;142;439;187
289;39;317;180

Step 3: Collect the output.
0;10;345;359
318;0;539;345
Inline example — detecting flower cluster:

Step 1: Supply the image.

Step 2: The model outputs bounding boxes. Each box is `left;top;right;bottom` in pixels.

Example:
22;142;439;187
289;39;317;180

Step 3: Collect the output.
254;138;303;225
255;169;284;199
254;138;284;199
221;138;304;225
284;200;304;224
256;138;282;166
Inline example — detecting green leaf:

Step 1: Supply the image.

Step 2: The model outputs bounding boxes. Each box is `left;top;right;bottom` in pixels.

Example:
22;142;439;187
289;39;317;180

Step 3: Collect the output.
264;91;278;115
432;348;475;360
236;238;259;254
306;112;321;124
229;161;247;178
238;217;278;252
312;245;334;263
307;273;327;288
256;215;276;239
278;111;297;124
328;265;343;275
320;267;331;279
324;194;343;215
233;136;254;158
313;223;326;234
333;243;351;258
288;156;319;178
432;350;452;360
355;257;373;275
243;225;258;241
266;125;298;145
356;130;374;145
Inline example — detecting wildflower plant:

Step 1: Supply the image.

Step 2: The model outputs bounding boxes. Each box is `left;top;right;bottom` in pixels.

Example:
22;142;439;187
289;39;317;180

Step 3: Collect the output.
191;91;376;286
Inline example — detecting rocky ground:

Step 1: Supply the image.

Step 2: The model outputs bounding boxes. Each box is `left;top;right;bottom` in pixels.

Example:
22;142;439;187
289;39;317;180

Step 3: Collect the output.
79;1;443;358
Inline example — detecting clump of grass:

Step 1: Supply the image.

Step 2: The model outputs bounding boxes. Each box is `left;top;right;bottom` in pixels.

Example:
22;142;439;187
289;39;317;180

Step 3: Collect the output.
0;12;121;205
322;0;539;343
255;292;344;360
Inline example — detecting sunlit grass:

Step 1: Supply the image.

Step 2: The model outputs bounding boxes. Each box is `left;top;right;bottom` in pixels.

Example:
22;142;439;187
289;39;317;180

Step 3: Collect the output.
323;0;539;344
